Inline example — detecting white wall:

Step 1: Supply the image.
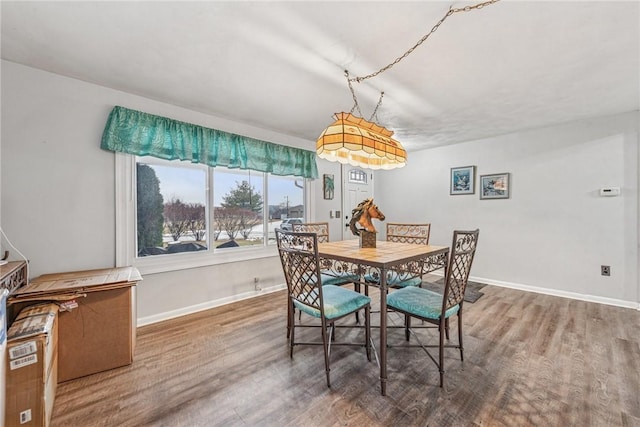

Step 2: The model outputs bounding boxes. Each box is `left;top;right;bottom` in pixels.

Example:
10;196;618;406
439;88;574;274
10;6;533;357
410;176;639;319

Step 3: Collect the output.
2;59;638;327
376;112;639;307
312;160;345;241
0;60;320;323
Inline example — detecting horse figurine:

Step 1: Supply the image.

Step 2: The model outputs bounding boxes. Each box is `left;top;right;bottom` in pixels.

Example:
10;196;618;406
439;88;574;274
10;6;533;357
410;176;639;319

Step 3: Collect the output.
349;198;386;236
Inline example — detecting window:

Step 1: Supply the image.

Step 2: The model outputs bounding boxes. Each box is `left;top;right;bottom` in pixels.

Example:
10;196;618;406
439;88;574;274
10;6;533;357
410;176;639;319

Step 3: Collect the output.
267;175;305;243
348;169;367;184
136;160;208;256
212;168;265;248
126;156;306;271
105;107;317;273
136;157;306;255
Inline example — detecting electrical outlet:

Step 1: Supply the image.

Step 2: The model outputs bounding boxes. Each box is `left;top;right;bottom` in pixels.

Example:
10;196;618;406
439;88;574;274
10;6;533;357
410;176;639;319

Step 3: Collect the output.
601;265;610;276
254;277;262;291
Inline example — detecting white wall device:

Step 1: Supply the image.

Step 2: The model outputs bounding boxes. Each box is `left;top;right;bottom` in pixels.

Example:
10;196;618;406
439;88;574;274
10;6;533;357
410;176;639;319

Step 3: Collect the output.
599;187;621;197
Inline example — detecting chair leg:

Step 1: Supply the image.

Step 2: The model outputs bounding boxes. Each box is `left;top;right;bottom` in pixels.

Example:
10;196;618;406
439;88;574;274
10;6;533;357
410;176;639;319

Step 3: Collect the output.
445;317;450;340
458;312;464;361
289;304;295;358
405;314;411;341
365;305;371;361
286;299;293;339
322;320;331;388
439;320;445;387
353;282;361;324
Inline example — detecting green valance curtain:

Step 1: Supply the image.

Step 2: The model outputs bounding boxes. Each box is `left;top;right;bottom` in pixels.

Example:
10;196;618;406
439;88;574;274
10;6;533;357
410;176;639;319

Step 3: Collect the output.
101;106;318;179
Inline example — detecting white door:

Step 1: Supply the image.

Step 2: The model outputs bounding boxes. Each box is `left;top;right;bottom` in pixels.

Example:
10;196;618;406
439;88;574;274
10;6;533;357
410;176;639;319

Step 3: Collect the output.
341;166;374;240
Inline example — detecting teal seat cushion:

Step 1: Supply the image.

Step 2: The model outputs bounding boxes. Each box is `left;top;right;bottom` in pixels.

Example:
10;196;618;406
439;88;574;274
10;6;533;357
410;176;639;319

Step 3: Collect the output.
364;271;422;288
301;271;359;287
387;286;459;320
294;285;371;320
320;271;359;287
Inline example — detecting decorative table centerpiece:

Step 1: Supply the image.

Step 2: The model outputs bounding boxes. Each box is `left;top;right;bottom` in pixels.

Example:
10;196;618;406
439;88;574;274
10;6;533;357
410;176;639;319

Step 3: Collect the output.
348;198;385;248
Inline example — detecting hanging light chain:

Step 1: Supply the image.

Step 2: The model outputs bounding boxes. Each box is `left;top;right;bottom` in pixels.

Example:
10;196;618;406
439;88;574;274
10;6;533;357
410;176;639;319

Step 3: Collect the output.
345;70;364;117
369;92;384;122
350;0;501;83
346;70;384;121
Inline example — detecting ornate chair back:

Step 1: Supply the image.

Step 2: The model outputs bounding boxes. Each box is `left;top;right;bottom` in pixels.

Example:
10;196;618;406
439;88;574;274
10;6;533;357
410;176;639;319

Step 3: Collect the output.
442;229;480;311
386;223;431;245
276;229;324;314
292;222;329;243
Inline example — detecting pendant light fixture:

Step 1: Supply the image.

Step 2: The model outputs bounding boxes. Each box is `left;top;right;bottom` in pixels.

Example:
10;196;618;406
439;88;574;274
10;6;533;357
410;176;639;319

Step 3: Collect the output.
316;0;501;170
316;112;407;170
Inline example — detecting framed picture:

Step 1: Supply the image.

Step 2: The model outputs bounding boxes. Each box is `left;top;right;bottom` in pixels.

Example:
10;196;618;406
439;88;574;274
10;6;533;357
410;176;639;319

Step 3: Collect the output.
480;173;510;199
323;174;334;200
450;166;476;195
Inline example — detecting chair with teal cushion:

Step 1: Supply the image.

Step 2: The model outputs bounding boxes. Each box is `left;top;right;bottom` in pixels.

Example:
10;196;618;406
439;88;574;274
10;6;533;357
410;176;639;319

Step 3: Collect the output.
387;229;479;387
292;222;360;286
276;228;371;388
364;223;431;289
386;222;431;245
292;222;330;243
291;222;362;329
365;270;423;288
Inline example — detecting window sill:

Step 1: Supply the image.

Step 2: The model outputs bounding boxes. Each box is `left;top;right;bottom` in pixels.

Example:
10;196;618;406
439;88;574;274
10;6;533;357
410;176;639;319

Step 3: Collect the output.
133;245;279;275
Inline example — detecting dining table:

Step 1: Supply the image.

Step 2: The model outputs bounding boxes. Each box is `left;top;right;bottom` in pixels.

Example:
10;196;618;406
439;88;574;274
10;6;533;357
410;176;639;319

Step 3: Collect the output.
317;238;449;395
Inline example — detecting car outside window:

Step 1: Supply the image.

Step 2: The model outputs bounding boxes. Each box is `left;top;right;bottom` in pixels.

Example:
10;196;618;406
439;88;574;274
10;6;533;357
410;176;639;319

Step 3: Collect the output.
280;218;303;231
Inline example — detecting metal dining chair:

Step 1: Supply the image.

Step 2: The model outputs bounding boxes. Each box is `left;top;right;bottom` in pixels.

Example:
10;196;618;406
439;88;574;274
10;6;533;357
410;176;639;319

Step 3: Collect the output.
386;222;431;245
292;222;330;243
276;228;371;388
293;222;361;287
364;223;432;289
292;222;362;329
386;229;480;387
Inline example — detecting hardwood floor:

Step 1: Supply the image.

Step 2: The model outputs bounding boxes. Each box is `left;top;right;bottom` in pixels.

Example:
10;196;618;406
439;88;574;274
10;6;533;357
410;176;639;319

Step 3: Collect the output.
50;281;640;426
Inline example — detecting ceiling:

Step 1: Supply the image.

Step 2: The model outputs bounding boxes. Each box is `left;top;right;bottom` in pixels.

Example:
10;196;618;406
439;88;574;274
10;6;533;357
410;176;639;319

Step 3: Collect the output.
1;1;638;152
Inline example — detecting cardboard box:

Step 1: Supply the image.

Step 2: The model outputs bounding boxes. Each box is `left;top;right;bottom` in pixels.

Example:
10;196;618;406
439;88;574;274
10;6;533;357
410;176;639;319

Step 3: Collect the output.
9;267;141;382
1;289;9;427
57;286;136;382
5;303;58;427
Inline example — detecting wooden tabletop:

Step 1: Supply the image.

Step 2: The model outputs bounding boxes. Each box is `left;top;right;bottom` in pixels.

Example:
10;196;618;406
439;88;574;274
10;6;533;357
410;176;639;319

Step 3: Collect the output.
318;239;448;268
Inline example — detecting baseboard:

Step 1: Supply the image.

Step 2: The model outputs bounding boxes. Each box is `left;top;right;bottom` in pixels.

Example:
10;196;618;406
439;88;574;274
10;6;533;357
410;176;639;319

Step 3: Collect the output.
138;273;639;327
137;283;287;327
428;271;639;310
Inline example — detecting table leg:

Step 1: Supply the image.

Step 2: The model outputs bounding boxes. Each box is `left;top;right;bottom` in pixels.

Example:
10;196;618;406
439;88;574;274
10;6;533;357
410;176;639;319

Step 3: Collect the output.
380;269;387;396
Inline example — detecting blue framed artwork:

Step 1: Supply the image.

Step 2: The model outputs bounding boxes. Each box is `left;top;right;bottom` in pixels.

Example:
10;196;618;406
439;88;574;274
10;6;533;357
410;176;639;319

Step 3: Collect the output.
480;172;510;199
450;166;475;195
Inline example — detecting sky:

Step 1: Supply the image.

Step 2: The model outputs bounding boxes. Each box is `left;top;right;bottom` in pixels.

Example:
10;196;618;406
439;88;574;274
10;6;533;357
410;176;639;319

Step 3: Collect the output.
146;162;304;208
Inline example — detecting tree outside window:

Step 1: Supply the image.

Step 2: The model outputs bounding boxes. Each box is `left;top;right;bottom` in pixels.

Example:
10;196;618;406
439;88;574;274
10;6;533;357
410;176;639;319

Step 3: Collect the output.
215;180;263;244
135;157;304;257
136;164;164;255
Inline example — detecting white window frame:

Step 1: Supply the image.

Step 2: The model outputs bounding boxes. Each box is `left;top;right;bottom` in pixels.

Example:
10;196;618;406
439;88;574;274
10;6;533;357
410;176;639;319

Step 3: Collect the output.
115;153;314;275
